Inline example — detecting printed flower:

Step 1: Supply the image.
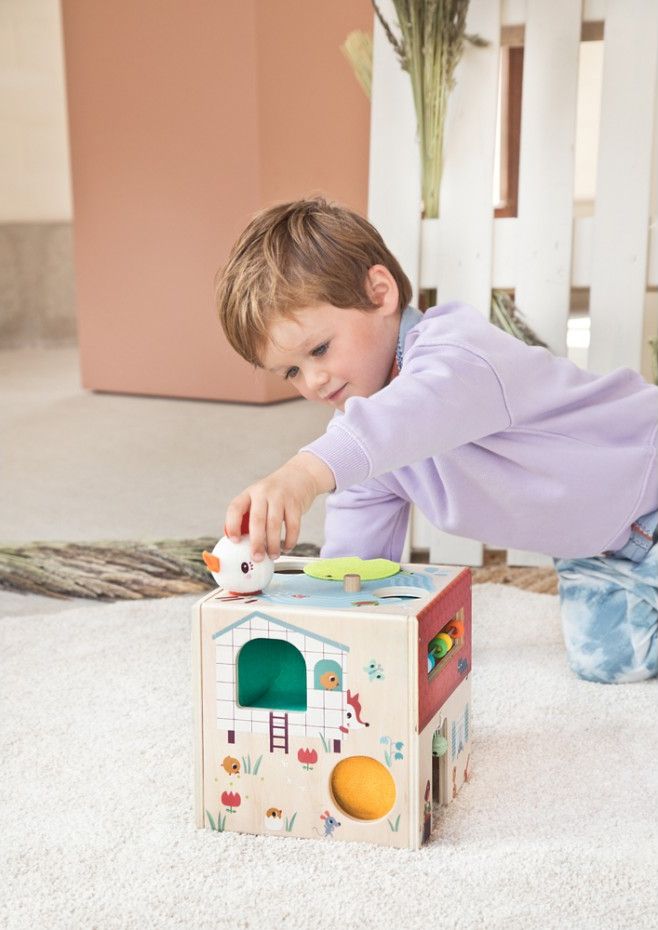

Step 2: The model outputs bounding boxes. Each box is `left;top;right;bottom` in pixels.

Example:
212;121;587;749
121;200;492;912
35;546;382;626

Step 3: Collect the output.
221;790;241;813
297;748;318;771
380;735;404;767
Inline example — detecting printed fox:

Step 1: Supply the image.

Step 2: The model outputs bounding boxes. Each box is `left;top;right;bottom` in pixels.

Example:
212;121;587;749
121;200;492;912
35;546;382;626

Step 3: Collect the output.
339;689;370;733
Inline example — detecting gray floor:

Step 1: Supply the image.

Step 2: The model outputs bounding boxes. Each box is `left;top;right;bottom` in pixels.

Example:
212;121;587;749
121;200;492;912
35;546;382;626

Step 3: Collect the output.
2;345;333;615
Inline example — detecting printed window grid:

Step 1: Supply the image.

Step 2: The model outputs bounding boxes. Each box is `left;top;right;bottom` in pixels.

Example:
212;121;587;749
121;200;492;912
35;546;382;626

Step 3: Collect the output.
303;645;333;658
217;700;234;719
265;627;289;641
216;662;234;684
305;707;325;726
216;681;234;702
324;709;343;728
306;689;325;708
322;648;343;659
231;627;251;647
214;625;350;726
215;644;233;664
305;644;347;661
323;692;343;710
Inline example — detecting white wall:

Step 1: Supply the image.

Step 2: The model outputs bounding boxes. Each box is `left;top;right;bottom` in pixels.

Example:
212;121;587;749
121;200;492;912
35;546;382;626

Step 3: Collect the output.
0;4;604;228
0;0;72;222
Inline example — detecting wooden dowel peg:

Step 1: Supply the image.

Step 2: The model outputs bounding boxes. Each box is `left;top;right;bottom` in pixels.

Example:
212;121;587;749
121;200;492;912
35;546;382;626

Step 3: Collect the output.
343;573;361;593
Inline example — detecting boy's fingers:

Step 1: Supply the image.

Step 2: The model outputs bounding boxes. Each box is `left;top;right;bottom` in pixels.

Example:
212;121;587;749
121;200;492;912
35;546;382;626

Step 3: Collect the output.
225;494;251;541
266;508;284;560
282;511;300;553
247;502;268;562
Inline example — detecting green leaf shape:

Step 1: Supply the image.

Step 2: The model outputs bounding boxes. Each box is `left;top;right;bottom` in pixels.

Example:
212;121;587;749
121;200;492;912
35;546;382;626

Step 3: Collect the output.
304;557;400;581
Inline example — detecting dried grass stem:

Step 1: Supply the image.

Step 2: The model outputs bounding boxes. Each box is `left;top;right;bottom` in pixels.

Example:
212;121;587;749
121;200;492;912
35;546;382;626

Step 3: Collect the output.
372;0;485;218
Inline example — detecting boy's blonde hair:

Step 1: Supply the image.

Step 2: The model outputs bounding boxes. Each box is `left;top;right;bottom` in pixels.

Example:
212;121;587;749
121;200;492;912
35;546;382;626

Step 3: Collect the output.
215;197;412;366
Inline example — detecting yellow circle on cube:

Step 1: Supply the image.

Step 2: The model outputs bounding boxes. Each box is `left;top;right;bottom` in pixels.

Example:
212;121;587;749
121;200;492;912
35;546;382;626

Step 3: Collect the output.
304;557;400;582
330;756;396;820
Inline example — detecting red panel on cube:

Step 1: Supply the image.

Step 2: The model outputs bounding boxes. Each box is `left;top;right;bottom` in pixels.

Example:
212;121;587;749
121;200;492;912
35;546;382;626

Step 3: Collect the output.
417;569;472;733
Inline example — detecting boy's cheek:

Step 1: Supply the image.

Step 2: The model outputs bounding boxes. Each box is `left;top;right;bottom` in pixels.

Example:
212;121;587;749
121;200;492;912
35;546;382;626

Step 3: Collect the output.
297;384;315;401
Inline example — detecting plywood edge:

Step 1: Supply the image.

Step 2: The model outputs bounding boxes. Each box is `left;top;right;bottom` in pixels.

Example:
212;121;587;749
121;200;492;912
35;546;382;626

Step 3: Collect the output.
408;613;421;850
192;594;210;828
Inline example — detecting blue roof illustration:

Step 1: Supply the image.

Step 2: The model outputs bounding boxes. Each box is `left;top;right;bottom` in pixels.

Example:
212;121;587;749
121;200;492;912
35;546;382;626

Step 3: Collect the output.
212;610;350;653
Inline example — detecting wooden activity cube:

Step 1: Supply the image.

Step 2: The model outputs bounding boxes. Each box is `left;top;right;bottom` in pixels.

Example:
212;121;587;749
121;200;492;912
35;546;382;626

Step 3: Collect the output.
192;557;472;849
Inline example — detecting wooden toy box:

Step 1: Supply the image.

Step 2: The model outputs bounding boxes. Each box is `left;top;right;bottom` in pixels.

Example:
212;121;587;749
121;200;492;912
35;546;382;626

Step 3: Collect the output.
192;557;472;849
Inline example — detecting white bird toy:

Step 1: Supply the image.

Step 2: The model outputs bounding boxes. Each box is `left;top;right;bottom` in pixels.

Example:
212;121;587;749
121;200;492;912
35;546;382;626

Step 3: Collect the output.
202;513;274;595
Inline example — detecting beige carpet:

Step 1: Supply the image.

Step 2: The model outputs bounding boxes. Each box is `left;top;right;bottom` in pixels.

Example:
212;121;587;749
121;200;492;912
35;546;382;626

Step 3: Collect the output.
2;585;655;930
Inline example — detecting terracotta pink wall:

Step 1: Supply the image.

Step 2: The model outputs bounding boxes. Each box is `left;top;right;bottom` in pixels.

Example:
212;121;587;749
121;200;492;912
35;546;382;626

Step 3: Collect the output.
62;0;372;402
255;2;372;209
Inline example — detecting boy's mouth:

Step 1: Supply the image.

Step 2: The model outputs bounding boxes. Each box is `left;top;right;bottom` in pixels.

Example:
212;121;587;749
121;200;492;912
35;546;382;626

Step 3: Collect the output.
324;384;347;404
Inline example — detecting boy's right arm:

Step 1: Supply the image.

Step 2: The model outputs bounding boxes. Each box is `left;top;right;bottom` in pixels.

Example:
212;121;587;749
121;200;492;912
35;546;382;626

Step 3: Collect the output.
301;340;511;496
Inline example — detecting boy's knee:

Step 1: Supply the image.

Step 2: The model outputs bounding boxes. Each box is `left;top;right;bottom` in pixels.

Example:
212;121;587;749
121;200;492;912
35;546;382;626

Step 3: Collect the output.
557;566;658;684
561;606;658;683
567;655;657;685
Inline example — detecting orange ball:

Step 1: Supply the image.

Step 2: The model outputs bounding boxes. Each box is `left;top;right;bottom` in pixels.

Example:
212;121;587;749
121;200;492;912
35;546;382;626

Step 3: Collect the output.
330;756;396;820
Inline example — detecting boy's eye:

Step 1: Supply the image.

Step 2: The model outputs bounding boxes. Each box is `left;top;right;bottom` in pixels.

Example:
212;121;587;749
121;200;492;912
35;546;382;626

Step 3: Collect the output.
283;343;328;380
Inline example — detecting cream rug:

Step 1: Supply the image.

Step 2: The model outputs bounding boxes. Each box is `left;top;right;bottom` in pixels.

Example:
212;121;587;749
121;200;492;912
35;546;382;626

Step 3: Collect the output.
2;585;656;930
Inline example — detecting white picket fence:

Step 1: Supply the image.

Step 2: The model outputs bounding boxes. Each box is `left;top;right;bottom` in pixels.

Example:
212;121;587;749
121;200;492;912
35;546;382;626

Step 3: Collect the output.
368;0;658;567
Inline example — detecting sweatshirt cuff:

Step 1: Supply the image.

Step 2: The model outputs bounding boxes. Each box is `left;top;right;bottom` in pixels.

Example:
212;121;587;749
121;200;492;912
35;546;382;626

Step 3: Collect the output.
300;425;371;491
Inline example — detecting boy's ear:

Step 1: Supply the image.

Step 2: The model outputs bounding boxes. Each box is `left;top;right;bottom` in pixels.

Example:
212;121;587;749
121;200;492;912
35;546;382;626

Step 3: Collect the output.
366;265;400;315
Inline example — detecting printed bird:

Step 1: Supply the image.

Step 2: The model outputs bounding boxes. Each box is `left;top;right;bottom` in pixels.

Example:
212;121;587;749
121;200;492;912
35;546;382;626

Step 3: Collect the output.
221;756;241;775
264;807;283;831
319;671;340;690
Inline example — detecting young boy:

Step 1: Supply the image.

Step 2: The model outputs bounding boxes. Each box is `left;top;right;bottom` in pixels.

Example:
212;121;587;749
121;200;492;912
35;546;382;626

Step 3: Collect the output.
215;197;658;685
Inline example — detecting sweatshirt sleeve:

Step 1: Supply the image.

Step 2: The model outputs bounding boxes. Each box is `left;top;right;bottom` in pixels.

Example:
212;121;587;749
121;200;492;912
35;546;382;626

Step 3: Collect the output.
321;480;410;561
301;340;512;492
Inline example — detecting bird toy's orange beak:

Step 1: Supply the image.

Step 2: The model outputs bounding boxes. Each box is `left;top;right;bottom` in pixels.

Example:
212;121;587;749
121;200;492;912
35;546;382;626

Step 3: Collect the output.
202;551;220;573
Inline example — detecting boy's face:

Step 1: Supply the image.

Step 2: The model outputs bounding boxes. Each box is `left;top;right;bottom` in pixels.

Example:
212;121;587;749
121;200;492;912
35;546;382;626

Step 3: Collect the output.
262;299;401;411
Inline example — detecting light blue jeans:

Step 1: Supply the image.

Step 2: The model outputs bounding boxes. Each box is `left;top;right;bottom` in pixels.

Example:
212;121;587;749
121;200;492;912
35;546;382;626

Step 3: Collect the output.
555;510;658;684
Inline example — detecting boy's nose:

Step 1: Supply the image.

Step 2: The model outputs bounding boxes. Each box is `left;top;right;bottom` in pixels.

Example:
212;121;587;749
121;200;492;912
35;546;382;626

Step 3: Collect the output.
308;368;329;392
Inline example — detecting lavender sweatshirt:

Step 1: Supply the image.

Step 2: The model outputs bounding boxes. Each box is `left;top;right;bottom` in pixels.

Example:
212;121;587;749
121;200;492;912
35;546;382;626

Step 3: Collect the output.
301;303;658;560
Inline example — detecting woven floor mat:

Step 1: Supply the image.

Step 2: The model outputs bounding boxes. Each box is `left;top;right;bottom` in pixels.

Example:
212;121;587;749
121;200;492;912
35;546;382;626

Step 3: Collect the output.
0;539;557;600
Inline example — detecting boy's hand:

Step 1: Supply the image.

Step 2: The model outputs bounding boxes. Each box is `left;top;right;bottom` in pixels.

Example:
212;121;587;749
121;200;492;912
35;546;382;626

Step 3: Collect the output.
224;452;335;561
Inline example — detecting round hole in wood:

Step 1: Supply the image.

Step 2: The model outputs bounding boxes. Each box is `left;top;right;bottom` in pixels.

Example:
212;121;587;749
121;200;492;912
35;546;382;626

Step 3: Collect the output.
372;586;423;599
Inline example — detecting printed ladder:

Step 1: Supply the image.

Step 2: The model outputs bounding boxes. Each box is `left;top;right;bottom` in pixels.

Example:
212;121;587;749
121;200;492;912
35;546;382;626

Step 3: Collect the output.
269;712;289;754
